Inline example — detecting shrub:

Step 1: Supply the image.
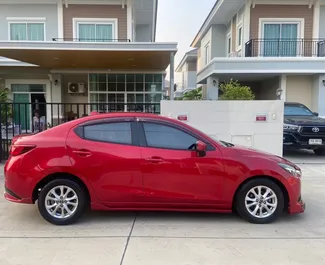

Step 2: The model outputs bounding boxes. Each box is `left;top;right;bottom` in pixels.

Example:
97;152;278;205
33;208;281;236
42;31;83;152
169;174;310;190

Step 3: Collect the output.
220;79;255;100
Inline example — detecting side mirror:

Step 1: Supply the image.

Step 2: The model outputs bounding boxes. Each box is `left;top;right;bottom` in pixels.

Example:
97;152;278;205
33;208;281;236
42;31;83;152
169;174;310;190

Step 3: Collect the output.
196;140;207;151
195;140;207;157
313;112;319;116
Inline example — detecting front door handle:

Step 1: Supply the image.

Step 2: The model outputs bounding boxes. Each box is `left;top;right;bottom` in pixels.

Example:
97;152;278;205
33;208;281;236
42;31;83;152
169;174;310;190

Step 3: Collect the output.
145;156;165;163
73;149;92;157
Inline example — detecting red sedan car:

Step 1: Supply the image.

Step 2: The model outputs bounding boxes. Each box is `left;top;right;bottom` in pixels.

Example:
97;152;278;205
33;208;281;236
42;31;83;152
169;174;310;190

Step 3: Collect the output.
4;112;305;225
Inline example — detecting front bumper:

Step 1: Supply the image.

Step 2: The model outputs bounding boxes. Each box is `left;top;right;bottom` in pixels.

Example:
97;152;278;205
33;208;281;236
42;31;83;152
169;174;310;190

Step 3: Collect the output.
283;132;325;149
288;195;306;214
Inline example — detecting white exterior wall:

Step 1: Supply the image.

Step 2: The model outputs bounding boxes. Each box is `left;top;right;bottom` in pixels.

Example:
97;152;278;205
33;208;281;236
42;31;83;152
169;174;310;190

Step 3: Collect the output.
161;100;284;156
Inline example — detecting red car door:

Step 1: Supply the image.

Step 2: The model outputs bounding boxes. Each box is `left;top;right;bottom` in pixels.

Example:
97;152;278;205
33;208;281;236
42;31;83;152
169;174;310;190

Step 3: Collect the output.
138;120;226;206
66;118;144;204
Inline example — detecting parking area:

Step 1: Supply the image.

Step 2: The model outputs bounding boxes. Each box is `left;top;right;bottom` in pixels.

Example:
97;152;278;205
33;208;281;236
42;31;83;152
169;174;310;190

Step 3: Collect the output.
0;153;325;265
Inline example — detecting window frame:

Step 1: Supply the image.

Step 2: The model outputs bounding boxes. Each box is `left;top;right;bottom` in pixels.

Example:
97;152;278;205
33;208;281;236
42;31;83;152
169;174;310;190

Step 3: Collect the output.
74;117;139;146
7;17;46;41
73;18;118;41
258;18;304;56
204;42;210;65
236;22;243;50
226;32;232;56
137;119;216;151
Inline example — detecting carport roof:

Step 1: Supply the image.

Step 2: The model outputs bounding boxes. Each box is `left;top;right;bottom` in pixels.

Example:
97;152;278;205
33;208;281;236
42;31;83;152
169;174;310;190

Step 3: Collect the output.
0;41;178;70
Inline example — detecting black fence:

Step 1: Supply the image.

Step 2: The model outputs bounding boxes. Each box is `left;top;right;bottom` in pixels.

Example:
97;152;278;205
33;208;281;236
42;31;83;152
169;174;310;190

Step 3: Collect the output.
0;102;160;161
245;39;325;57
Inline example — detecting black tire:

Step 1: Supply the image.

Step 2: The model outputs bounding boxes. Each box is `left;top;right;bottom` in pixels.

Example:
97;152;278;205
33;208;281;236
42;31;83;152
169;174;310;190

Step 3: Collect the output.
235;178;284;224
37;178;87;225
314;148;325;156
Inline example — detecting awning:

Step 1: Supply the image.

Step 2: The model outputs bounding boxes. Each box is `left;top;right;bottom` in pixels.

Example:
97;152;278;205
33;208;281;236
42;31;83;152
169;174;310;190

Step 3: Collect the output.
0;41;177;70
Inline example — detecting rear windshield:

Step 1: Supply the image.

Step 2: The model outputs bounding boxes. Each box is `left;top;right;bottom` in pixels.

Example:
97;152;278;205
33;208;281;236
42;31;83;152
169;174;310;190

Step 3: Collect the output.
284;104;314;116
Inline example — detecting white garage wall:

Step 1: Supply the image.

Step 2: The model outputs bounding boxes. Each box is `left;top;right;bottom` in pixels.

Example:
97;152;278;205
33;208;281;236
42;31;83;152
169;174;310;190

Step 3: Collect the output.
286;75;312;109
161;100;284;156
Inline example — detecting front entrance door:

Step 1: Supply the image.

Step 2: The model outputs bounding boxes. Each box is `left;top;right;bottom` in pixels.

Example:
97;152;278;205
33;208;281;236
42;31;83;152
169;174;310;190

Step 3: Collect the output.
13;94;31;131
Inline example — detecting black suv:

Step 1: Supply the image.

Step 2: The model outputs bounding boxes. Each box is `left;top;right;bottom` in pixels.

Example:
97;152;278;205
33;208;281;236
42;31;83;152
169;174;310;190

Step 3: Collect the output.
284;102;325;155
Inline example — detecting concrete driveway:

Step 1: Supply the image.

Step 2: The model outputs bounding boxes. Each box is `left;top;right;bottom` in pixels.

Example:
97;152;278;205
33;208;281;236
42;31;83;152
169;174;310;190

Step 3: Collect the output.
1;160;325;265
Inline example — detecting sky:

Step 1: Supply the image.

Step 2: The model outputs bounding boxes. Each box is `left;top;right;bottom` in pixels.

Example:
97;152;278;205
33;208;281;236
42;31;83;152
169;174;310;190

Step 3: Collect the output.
155;0;216;84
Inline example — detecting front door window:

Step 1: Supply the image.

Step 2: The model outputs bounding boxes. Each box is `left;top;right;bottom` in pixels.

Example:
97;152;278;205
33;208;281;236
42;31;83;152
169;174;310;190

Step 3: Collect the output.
263;23;298;57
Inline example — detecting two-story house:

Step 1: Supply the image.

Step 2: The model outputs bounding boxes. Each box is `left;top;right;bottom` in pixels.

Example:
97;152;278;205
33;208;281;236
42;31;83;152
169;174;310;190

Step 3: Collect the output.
190;0;325;117
175;49;198;97
0;0;177;132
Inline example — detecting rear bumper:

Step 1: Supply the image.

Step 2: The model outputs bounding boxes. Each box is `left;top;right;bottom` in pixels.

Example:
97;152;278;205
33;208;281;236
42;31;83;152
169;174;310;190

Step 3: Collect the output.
4;187;33;204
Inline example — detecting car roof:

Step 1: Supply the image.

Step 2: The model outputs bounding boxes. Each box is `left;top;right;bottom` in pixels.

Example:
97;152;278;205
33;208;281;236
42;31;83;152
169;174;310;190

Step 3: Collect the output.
72;112;181;125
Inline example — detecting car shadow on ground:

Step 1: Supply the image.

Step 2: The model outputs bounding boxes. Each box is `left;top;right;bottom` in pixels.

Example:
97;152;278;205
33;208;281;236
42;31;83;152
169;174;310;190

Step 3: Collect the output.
80;210;306;226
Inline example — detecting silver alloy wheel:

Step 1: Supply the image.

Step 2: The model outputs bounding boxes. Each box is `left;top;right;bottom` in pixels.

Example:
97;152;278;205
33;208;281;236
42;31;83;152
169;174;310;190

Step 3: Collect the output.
244;185;278;219
45;185;79;219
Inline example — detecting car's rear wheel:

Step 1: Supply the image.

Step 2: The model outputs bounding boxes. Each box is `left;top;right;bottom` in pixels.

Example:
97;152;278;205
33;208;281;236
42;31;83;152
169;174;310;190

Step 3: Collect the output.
37;179;86;225
235;178;284;224
314;148;325;156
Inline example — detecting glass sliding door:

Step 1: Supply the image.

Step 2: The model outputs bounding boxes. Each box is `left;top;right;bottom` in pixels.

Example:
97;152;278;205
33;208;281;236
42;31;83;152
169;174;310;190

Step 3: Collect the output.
263;23;298;57
78;23;113;42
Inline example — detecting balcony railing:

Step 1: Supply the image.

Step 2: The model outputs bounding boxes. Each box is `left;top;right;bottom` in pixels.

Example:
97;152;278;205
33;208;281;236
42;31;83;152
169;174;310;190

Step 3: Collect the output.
245;39;325;57
52;38;131;42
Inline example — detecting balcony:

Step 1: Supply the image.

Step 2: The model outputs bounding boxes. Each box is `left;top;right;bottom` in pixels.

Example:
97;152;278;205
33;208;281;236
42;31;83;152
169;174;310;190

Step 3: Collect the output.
245;39;325;57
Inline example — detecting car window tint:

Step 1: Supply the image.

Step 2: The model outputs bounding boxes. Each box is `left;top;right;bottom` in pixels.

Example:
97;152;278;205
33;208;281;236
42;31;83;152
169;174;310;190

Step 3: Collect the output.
143;122;197;150
84;122;132;144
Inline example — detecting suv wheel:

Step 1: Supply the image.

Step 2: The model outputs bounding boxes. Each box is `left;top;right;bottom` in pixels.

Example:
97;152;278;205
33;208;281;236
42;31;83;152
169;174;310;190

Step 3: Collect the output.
314;148;325;156
37;179;87;225
235;178;284;224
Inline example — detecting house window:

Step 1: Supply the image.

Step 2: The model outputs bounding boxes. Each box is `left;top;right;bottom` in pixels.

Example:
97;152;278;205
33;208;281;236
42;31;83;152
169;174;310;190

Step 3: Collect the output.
227;35;232;56
88;74;163;113
9;22;45;41
261;19;303;57
74;19;117;42
237;26;242;47
204;43;210;65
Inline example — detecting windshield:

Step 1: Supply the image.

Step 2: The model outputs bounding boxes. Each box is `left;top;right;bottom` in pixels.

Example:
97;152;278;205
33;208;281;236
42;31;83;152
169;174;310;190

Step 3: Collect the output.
284;104;314;116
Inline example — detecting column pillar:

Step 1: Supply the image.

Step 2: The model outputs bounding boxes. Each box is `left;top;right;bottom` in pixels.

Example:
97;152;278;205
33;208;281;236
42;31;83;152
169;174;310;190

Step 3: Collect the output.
279;74;287;101
206;76;219;100
243;0;251;56
169;52;175;100
317;74;325;117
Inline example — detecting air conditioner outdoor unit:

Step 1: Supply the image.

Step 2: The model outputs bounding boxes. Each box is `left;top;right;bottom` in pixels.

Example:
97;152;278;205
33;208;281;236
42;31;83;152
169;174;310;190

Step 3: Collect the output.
68;82;85;93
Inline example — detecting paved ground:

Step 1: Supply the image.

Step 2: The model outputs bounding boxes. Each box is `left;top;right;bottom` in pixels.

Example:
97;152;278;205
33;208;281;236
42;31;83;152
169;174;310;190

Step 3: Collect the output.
0;152;325;265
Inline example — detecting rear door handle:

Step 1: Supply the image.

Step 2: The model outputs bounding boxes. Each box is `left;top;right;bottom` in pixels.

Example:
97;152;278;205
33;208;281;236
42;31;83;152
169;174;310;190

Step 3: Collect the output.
73;150;92;157
145;156;165;163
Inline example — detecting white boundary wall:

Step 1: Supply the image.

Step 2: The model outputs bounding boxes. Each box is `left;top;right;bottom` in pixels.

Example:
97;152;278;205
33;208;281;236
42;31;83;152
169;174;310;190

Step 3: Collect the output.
161;100;284;156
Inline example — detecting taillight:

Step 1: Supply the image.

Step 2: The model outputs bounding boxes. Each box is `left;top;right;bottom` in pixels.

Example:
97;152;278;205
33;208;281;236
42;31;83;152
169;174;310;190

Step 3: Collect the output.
10;145;36;156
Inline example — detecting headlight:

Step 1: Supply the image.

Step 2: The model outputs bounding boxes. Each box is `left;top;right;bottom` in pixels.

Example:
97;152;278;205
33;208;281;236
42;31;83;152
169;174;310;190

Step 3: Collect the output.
283;123;300;131
278;163;301;178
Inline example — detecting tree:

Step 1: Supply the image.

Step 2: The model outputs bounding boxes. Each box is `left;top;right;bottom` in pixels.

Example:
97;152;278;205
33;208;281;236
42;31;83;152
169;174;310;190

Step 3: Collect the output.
182;87;202;100
219;79;255;100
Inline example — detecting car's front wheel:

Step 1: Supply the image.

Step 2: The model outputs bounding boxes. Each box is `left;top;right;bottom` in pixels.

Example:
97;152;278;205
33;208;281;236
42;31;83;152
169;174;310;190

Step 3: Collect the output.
37;179;87;225
235;178;284;224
